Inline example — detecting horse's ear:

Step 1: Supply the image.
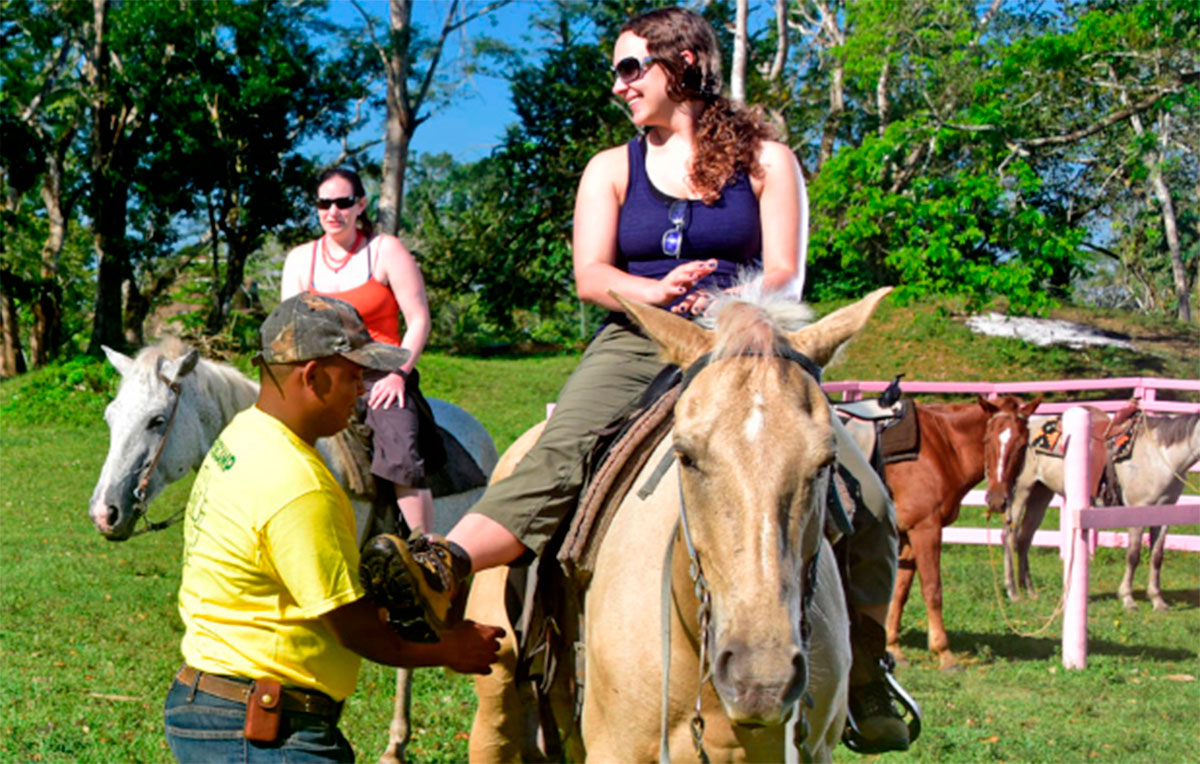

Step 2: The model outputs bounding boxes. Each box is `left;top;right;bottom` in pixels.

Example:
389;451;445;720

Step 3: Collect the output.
1020;395;1043;418
785;287;891;367
102;345;135;377
162;348;201;383
610;291;712;368
978;395;998;415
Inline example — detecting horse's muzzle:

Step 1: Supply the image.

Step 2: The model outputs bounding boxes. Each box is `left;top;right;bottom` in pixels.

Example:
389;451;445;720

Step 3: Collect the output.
712;640;807;726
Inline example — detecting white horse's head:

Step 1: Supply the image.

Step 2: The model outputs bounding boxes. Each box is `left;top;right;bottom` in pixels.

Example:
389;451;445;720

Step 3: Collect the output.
618;284;890;727
89;340;253;540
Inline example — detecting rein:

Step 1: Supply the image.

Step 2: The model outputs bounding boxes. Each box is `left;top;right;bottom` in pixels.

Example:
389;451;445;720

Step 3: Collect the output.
128;371;187;537
657;345;825;764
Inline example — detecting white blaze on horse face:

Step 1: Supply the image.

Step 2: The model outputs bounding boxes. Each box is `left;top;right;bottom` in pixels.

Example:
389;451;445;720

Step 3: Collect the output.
994;426;1013;482
744;393;765;442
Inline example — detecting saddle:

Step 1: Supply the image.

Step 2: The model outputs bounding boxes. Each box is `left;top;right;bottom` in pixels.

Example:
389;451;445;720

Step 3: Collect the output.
834;397;920;467
1029;403;1142;505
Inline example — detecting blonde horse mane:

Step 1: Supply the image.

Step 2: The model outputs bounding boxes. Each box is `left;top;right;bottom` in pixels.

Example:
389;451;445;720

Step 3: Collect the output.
698;271;816;368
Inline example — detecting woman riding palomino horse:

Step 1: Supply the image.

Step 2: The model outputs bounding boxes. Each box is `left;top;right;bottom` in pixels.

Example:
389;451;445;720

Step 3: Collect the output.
360;6;913;754
282;167;444;540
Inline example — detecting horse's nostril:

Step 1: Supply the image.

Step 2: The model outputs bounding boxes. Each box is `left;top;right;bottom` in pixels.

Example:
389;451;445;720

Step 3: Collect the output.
106;506;120;527
783;649;808;703
714;648;734;681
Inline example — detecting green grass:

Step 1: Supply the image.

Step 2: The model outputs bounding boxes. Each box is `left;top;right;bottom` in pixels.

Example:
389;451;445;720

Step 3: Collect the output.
2;299;1197;763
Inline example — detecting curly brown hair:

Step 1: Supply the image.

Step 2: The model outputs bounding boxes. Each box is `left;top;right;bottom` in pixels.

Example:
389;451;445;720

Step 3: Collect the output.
621;7;777;205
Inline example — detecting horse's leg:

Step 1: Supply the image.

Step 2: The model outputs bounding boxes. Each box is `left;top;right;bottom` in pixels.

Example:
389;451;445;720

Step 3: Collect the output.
886;531;916;665
1147;526;1169;612
377;669;412;764
1016;490;1050;599
1118;525;1144;611
466;567;542;763
909;524;954;669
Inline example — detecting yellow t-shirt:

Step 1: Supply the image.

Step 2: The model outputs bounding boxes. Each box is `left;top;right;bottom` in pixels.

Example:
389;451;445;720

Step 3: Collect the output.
178;406;365;700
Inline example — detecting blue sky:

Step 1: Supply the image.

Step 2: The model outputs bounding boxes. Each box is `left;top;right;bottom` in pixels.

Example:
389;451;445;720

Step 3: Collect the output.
320;0;542;164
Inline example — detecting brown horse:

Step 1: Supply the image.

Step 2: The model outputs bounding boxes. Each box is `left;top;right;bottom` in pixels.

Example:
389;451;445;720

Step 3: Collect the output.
882;395;1041;669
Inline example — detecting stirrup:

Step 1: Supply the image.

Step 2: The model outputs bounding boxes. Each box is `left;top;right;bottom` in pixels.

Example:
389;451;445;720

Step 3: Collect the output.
842;656;922;754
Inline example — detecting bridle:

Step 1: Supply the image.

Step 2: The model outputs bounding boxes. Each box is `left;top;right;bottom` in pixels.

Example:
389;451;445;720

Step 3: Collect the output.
984;408;1033;519
126;369;188;537
658;346;827;764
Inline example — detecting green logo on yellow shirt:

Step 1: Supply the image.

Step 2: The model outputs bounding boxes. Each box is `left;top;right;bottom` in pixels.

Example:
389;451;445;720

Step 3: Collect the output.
211;438;236;471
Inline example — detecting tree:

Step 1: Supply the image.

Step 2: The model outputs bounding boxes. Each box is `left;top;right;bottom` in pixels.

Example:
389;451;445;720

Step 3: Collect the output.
405;0;637;337
1;0;90;370
351;0;513;235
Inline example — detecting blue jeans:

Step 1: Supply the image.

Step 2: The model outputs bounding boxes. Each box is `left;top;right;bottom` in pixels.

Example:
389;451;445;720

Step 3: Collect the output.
163;679;353;763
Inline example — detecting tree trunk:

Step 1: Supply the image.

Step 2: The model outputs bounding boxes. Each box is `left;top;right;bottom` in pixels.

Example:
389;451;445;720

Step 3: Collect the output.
30;151;68;365
86;0;129;354
730;0;748;104
378;0;415;236
207;236;251;334
0;287;26;377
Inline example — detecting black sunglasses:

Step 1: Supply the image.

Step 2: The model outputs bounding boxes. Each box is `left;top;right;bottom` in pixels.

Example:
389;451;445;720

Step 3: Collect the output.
316;195;358;210
612;55;658;84
661;200;688;258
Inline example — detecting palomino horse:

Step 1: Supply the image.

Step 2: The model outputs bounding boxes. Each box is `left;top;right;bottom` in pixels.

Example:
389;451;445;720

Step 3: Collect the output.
880;395;1040;669
987;410;1200;610
88;337;498;763
465;286;892;763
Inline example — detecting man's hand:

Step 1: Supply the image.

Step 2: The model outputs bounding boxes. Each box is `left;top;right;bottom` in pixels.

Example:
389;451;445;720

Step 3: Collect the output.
438;620;505;675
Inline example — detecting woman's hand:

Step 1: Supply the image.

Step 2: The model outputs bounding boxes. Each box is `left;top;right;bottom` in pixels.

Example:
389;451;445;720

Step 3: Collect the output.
654;259;718;307
368;372;407;410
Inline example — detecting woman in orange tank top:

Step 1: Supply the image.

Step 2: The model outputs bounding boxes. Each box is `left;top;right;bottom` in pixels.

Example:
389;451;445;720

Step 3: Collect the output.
282;168;440;536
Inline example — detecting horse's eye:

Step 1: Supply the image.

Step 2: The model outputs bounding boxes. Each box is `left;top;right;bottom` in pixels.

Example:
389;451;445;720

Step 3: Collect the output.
675;448;697;471
147;415;167;430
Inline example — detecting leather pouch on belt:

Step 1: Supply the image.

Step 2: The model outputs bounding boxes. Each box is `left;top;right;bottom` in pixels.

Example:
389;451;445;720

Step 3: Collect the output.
244;679;283;743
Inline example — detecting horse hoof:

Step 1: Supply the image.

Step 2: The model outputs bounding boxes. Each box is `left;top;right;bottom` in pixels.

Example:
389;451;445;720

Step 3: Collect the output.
1122;599;1138;612
889;649;908;667
1152;600;1169;613
937;655;959;672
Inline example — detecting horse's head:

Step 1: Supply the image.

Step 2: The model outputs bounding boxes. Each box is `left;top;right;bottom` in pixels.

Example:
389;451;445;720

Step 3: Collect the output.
618;285;890;727
981;395;1040;516
89;342;205;540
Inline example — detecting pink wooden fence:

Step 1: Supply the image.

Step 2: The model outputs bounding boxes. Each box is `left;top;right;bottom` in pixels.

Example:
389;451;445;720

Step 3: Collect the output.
1060;408;1200;668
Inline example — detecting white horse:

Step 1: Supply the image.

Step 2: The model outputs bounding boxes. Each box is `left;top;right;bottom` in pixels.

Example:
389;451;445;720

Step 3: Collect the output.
991;411;1200;610
466;287;891;762
88;337;498;763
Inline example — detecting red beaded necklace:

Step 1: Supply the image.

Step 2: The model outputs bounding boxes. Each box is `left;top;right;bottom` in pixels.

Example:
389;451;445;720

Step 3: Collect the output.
321;232;363;273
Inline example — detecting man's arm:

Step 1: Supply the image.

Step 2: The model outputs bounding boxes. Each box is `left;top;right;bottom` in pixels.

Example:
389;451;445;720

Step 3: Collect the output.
322;597;504;675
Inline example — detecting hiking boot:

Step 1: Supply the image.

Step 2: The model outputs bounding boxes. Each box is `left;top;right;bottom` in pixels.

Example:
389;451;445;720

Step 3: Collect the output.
843;615;912;754
360;533;472;643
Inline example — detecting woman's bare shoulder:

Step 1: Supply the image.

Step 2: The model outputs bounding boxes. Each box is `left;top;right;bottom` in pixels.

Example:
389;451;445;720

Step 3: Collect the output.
584;144;630;178
757;139;799;171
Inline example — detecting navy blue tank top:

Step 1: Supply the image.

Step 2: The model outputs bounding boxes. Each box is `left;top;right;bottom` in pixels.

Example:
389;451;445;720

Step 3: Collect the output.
616;137;762;307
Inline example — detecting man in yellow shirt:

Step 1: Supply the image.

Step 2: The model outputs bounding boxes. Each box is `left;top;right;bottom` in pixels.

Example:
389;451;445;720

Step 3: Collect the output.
164;293;503;763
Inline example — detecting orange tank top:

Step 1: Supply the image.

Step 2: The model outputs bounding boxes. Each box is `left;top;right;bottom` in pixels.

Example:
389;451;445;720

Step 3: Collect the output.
308;238;403;346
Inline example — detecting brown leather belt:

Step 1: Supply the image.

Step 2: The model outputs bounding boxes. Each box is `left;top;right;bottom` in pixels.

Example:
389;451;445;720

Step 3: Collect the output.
175;666;342;720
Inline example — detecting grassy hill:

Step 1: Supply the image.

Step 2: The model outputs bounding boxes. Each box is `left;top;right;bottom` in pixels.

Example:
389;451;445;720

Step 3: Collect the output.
824;296;1198;389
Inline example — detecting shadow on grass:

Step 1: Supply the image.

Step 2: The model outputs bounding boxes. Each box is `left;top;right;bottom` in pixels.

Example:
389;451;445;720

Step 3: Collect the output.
1088;588;1199;609
897;629;1195;662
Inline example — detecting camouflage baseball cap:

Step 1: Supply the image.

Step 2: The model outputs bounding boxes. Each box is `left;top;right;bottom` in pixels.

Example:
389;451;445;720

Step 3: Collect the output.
258;293;409;372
